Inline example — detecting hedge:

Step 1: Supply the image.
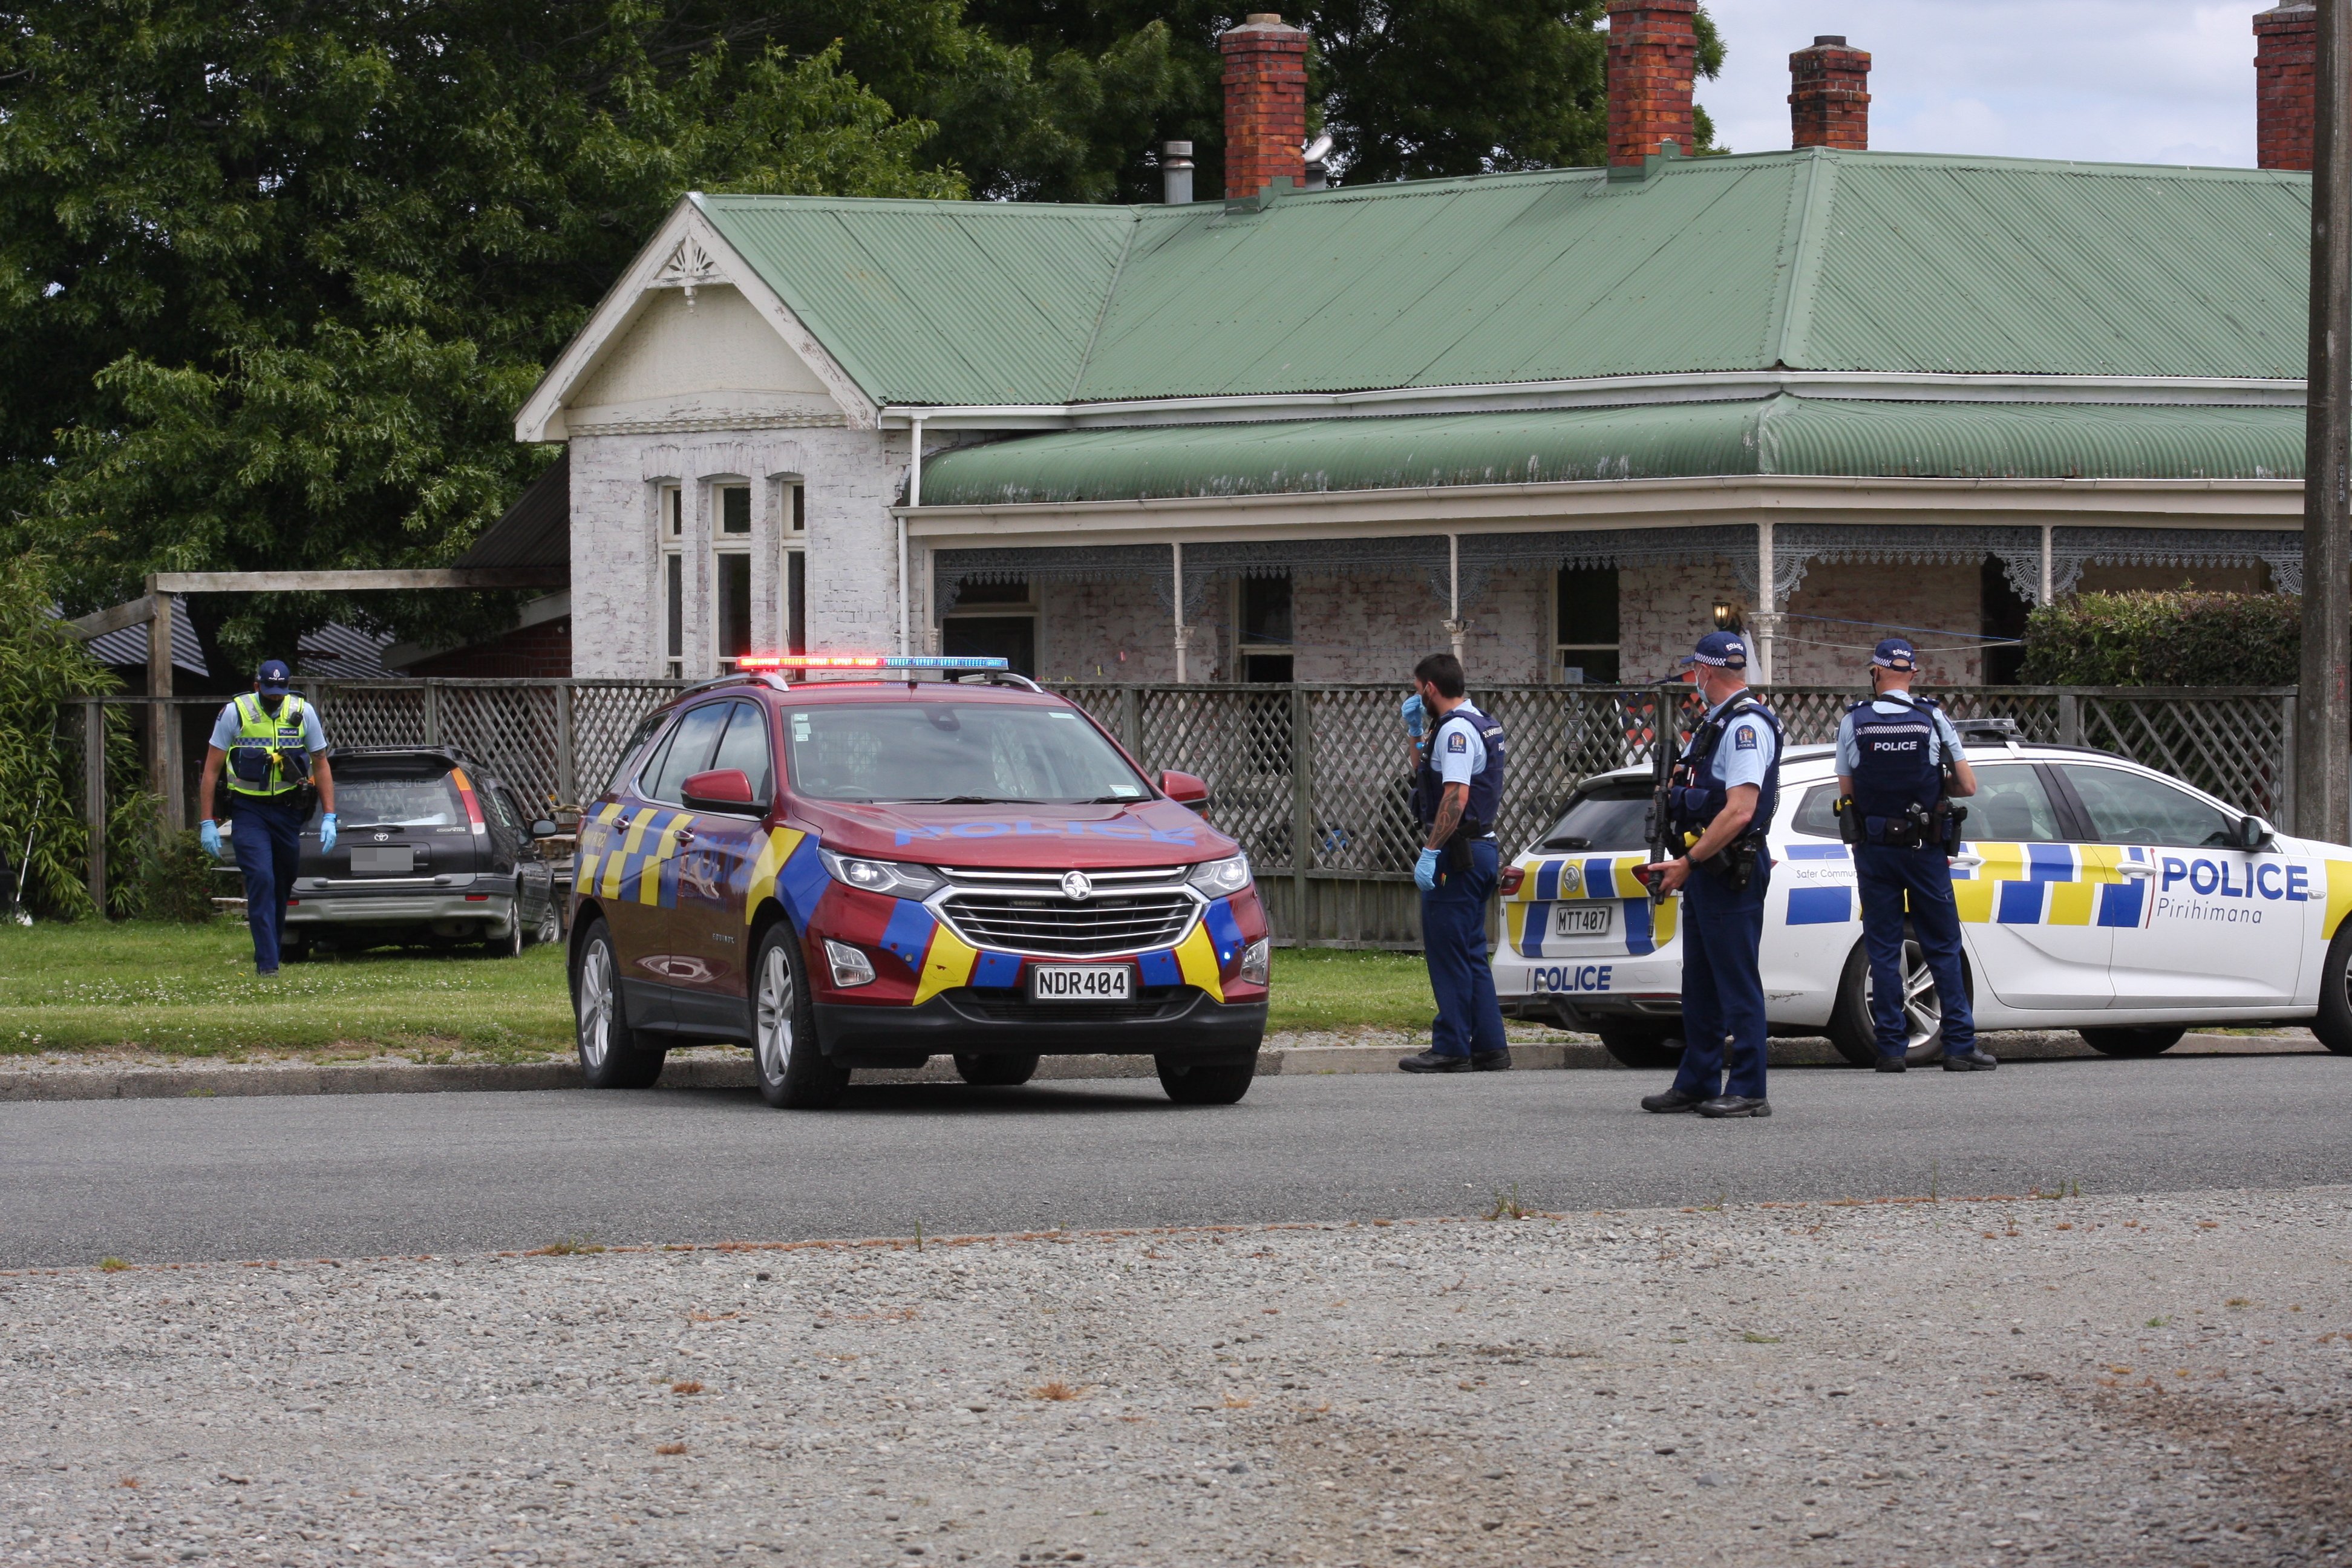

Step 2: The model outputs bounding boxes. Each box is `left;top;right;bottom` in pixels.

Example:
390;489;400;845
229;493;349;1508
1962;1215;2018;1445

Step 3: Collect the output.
2019;592;2300;687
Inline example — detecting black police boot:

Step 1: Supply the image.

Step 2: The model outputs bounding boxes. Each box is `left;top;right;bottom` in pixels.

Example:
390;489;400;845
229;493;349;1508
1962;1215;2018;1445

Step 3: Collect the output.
1874;1055;1908;1074
1942;1048;1999;1072
1640;1086;1710;1114
1471;1049;1513;1072
1398;1050;1471;1074
1696;1094;1772;1118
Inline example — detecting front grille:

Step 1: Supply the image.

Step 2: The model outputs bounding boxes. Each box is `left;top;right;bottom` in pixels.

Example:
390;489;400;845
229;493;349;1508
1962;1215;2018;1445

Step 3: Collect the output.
947;985;1194;1024
935;872;1198;959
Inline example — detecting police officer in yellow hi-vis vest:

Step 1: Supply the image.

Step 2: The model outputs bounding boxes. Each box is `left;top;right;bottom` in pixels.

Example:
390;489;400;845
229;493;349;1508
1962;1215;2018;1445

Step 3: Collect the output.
197;659;337;974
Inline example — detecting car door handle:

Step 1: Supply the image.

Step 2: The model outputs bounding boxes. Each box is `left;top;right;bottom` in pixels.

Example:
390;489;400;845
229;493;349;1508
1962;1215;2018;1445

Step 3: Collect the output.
671;828;696;847
2118;863;2154;878
1950;854;1983;869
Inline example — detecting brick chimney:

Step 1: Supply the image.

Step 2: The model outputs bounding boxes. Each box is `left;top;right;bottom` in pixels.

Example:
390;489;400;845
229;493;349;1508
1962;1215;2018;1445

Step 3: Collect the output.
1790;36;1870;150
1607;0;1700;167
1220;14;1310;198
2255;3;2317;171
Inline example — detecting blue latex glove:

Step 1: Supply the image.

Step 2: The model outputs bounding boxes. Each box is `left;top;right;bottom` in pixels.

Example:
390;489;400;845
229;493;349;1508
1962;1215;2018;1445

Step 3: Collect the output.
1414;847;1442;892
198;819;223;859
1400;692;1425;738
319;813;339;854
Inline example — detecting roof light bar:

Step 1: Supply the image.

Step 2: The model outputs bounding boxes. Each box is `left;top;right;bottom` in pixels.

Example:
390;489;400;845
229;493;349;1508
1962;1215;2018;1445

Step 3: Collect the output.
737;653;1010;671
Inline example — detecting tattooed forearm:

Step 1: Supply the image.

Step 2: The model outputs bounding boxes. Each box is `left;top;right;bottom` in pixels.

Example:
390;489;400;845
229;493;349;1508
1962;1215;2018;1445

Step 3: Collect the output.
1428;785;1466;849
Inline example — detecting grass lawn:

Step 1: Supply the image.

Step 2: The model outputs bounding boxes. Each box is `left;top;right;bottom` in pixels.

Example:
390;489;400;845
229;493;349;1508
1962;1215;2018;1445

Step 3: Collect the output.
0;923;1439;1057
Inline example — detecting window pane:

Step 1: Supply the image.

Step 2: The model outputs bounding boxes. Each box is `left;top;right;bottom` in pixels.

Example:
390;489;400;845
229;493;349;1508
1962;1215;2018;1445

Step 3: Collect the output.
957;578;1030;606
1789;782;1843;839
710;702;774;805
2059;763;2235;848
942;616;1034;676
1561;649;1620;684
786;550;806;656
1558;567;1619;644
717;554;751;661
664;488;682;537
1536;781;1651;851
1967;763;2066;843
1240;575;1292;645
609;712;670;794
720;485;751;535
785;702;1147;804
645;703;735;803
665;555;683;659
790;483;805;532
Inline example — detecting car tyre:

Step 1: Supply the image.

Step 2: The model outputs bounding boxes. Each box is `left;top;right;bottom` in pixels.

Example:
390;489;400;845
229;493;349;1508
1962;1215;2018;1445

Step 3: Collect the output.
954;1053;1040;1086
572;918;664;1089
487;909;524;959
1827;933;1959;1068
1596;1024;1684;1071
282;936;312;965
1155;1053;1258;1105
2313;920;2352;1057
752;922;848;1109
2079;1025;2187;1057
527;897;563;948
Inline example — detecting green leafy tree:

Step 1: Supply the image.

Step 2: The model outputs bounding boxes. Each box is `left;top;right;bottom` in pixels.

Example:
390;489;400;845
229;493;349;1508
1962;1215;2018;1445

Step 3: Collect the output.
954;1;1725;201
0;1;967;669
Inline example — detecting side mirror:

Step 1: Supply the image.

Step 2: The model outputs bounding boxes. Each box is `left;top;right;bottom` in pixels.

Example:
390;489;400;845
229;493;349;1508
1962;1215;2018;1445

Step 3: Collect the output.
2238;814;2274;851
529;818;561;840
681;768;761;815
1159;769;1212;811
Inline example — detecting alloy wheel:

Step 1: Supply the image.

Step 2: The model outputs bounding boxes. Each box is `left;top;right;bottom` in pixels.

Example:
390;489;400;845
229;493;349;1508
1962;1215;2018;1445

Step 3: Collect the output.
1860;939;1943;1053
757;944;795;1085
578;941;614;1071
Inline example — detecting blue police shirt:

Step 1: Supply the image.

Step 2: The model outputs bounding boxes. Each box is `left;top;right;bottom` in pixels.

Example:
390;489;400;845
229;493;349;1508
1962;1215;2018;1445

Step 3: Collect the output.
1834;693;1962;774
1432;702;1490;788
209;695;327;754
1707;693;1779;792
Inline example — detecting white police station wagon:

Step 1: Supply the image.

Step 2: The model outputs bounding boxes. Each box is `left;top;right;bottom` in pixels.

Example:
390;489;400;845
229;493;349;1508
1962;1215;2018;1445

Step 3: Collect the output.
1493;727;2352;1068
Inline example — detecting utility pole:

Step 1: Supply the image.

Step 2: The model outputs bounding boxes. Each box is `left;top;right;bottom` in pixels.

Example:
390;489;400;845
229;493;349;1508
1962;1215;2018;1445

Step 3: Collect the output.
2302;0;2352;843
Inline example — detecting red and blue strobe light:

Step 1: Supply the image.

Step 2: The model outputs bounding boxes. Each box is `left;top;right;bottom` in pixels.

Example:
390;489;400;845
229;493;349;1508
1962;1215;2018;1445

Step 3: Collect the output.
737;654;1010;671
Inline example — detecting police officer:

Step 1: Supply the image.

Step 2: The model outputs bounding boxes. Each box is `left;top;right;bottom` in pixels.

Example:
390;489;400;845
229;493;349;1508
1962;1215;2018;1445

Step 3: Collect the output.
1396;652;1512;1074
1836;638;1997;1073
1641;632;1781;1118
197;659;338;975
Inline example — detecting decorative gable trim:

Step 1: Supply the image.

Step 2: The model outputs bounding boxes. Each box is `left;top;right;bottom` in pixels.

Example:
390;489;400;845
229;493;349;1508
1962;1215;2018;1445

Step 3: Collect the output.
513;197;878;442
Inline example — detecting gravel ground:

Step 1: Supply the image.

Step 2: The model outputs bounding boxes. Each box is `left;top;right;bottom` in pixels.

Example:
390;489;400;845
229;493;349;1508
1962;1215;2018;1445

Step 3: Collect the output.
7;1187;2351;1566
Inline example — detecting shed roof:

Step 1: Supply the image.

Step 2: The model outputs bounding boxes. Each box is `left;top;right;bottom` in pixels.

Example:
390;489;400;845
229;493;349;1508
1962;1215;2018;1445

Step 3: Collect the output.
916;396;2305;506
691;149;2308;409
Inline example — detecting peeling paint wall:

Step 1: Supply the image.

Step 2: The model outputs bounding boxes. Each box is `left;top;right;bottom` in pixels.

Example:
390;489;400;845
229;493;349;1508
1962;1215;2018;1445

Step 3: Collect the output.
1780;561;1984;687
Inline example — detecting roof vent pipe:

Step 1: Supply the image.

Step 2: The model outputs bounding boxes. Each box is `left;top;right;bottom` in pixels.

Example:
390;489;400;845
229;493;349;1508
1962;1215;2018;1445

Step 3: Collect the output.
1789;34;1870;150
1160;141;1195;204
1301;132;1333;190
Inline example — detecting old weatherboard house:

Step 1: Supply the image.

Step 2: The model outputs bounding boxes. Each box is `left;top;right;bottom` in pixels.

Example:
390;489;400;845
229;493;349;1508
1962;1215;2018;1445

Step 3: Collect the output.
502;4;2316;690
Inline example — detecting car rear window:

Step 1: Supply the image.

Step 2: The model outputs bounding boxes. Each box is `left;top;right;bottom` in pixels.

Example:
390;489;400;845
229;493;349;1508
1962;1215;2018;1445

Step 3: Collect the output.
1533;780;1650;852
333;774;465;829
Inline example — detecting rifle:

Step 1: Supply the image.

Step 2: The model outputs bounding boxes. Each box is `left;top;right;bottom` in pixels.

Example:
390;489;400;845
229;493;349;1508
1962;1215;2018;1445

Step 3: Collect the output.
1639;679;1679;904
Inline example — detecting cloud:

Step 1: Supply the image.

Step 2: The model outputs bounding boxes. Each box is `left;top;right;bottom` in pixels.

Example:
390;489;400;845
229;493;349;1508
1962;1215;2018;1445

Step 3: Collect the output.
1697;0;2259;166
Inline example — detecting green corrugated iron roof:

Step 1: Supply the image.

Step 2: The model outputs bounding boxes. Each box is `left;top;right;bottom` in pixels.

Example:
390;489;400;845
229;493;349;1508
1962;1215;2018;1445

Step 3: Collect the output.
693;150;2308;408
916;397;2304;506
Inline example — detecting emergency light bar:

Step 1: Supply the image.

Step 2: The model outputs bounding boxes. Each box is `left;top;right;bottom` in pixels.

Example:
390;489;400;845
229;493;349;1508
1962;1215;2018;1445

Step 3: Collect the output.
736;653;1010;671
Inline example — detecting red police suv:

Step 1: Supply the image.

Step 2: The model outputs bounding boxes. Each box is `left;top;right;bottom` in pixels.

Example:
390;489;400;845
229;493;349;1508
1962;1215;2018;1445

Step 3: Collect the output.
567;658;1271;1108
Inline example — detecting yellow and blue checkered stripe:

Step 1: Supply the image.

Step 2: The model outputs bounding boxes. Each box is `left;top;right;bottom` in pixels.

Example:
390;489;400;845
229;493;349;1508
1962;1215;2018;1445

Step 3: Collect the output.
1951;843;2149;929
1504;854;1680;958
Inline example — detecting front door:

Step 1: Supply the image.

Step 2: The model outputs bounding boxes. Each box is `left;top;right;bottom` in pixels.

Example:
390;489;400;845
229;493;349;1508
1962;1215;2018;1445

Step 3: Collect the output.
2052;761;2306;1011
1950;762;2114;1011
667;699;774;1035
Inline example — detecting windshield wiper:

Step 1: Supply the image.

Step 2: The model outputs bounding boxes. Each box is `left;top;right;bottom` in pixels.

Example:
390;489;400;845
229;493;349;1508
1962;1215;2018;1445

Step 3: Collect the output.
1541;835;1593;850
882;795;1022;805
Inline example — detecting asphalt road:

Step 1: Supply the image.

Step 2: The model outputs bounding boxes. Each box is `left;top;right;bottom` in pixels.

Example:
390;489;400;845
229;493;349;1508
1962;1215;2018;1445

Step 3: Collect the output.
4;1054;2348;1269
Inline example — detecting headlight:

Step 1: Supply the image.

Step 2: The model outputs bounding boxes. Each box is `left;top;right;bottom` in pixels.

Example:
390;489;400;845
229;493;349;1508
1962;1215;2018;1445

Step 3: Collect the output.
1187;853;1252;897
819;849;944;899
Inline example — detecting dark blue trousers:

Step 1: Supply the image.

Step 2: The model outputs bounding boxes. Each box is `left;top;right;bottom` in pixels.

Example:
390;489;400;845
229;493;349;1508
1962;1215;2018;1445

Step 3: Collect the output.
1671;858;1772;1100
1420;838;1507;1059
228;793;304;973
1855;842;1975;1059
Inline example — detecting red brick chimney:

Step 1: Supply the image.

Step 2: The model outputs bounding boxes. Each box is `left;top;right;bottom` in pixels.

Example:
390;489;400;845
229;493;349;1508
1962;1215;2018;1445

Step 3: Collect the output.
2255;3;2317;171
1607;0;1700;167
1790;35;1870;150
1220;13;1310;198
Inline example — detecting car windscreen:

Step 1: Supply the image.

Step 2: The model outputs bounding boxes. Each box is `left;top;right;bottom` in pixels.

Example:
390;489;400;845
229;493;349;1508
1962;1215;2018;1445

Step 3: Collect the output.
328;774;465;829
783;702;1149;805
1534;781;1651;851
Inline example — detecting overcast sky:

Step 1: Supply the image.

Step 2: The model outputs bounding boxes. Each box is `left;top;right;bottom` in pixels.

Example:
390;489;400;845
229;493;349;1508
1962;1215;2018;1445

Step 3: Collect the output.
1697;1;2260;167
